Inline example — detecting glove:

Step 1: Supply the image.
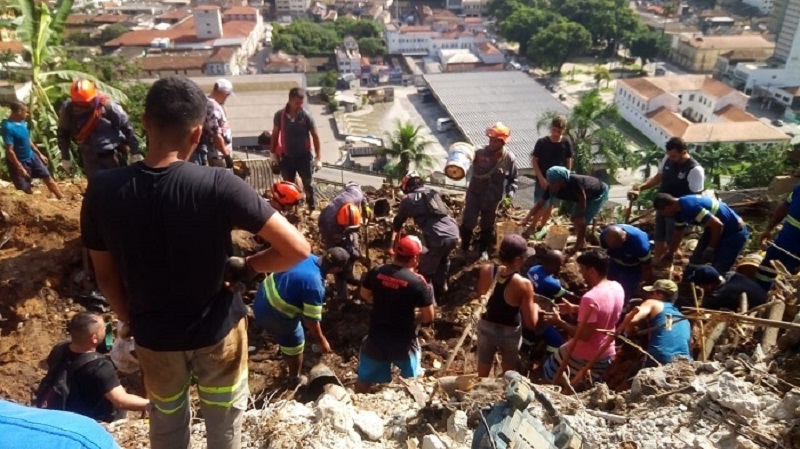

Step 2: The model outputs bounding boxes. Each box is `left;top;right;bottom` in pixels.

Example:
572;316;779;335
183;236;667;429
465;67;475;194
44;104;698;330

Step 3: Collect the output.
365;205;374;221
502;195;513;207
701;247;715;264
60;160;73;173
130;154;144;163
225;256;259;285
313;158;322;172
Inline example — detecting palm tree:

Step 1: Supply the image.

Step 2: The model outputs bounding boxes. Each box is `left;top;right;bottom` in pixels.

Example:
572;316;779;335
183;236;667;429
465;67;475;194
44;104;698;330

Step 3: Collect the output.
640;144;664;179
593;65;611;89
377;121;435;182
692;142;737;188
8;0;126;175
537;89;634;176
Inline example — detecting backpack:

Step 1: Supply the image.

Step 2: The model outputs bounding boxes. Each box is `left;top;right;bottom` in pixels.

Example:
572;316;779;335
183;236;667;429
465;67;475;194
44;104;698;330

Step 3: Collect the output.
421;188;450;217
34;342;103;410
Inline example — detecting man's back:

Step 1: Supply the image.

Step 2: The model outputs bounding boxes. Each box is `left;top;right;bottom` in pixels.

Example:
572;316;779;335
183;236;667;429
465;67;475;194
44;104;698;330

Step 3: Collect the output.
0;400;119;449
705;272;767;310
272;255;324;309
572;280;624;360
365;264;433;343
81;161;274;351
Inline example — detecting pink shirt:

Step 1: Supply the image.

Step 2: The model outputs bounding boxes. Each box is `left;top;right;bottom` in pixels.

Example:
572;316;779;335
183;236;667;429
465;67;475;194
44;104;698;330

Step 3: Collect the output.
570;280;624;361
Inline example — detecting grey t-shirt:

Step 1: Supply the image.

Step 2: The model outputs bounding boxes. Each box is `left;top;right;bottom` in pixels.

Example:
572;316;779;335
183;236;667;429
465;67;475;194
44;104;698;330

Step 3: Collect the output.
273;107;315;158
393;187;459;247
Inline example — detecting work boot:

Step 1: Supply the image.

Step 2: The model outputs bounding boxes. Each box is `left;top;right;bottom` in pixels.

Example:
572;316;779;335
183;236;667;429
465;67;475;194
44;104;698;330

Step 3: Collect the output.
459;226;473;251
478;229;494;254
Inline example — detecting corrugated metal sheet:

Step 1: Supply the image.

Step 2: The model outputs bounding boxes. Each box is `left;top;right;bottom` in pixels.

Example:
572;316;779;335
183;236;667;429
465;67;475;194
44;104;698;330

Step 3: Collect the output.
423;72;570;170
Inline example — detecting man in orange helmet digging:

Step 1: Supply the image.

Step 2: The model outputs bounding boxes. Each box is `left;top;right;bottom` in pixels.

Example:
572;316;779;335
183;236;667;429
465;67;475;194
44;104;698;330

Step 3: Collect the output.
58;78;141;178
460;122;519;261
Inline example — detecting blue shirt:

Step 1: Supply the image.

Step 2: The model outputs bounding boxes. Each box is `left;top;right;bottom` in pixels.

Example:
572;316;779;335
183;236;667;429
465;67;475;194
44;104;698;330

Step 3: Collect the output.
676;195;742;232
646;302;692;366
777;184;800;246
0;400;119;449
527;265;567;300
1;119;34;162
600;224;652;267
272;255;325;321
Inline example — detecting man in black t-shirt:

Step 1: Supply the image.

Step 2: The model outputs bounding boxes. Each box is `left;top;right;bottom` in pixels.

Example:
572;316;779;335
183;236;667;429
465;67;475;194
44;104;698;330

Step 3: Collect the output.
81;77;310;449
355;236;435;393
40;312;148;422
688;266;767;311
530;115;573;230
523;166;608;251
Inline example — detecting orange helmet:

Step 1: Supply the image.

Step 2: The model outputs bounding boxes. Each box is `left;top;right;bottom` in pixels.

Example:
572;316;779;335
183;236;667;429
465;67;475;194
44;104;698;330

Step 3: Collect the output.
486;122;511;143
271;181;303;207
401;170;422;194
337;203;362;229
71;79;98;105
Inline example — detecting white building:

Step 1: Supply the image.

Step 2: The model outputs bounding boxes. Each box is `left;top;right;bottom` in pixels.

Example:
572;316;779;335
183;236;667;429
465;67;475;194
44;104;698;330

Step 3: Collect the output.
195;5;224;39
275;0;310;16
615;75;790;148
384;23;489;55
743;0;774;14
336;36;361;76
461;0;488;16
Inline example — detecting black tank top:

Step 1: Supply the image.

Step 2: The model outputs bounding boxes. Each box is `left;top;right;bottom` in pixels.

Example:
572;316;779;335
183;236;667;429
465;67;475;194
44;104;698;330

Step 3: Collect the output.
483;265;520;326
660;157;700;197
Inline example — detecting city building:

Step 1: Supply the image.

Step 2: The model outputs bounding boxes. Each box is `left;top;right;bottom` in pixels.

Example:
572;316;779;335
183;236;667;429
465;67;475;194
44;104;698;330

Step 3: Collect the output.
138;47;239;77
461;0;489;16
384;23;490;55
475;42;504;64
743;0;775;15
264;51;308;73
275;0;311;17
671;34;775;73
336;36;362;76
615;75;790;149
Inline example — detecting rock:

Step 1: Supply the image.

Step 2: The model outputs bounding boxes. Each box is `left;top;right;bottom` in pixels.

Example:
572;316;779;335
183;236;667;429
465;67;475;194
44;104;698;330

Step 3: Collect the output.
353;410;385;442
735;436;759;449
316;394;354;433
711;372;760;418
422;435;447;449
690;378;707;394
769;388;800;420
697;361;721;373
447;410;470;443
0;210;9;223
322;383;351;404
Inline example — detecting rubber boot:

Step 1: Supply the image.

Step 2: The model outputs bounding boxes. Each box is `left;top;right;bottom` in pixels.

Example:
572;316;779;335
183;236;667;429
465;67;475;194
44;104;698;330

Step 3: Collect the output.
459;225;473;251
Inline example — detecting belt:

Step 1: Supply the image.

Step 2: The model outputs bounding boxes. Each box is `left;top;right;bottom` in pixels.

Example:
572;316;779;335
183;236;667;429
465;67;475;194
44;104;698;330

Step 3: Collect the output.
611;258;641;267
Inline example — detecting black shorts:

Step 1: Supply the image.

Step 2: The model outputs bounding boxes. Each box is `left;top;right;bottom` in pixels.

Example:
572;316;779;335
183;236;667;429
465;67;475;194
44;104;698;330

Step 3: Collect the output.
9;156;51;191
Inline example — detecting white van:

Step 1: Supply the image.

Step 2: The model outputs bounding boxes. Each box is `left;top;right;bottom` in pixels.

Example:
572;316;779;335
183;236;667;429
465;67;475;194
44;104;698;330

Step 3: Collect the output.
436;117;454;132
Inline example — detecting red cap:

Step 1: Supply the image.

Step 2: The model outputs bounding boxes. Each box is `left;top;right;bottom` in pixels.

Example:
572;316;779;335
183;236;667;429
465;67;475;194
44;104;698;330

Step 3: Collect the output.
395;235;427;257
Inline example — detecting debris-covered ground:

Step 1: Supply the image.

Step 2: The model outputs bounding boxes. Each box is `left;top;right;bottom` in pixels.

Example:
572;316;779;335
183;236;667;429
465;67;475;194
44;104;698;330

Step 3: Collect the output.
2;180;800;449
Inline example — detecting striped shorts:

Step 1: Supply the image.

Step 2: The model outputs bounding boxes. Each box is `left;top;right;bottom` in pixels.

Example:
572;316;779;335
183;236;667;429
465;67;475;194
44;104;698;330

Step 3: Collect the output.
542;344;612;384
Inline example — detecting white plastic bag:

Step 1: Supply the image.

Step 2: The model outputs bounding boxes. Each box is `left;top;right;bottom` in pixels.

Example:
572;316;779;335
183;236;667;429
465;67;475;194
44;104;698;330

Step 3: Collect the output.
110;321;140;374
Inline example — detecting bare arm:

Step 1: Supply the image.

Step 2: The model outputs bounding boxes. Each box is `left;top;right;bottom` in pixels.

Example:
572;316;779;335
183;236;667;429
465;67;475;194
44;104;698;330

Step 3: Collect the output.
30;140;47;162
638;172;663;191
415;304;434;324
4;144;24;173
704;216;724;249
360;286;373;303
532;155;546;185
765;203;789;234
105;386;149;412
623;303;653;334
214;133;230;157
523;197;546;224
90;250;131;323
565;157;573;171
476;264;494;296
668;226;685;255
247;213;311;273
310;128;321;160
517;278;538;330
270;125;279;155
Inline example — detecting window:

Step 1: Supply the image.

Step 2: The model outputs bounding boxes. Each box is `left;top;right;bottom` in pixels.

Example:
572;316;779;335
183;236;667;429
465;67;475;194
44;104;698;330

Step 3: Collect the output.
689;94;695;101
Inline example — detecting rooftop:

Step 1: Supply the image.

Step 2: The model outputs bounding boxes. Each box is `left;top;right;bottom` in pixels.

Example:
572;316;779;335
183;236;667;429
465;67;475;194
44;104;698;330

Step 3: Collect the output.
223;6;259;15
137;47;237;71
719;48;772;61
682;122;790;143
156;8;192;20
681;34;774;50
104;18;255;47
424;71;569;171
477;42;501;54
714;104;757;122
0;40;24;54
781;86;800;96
618;75;739;100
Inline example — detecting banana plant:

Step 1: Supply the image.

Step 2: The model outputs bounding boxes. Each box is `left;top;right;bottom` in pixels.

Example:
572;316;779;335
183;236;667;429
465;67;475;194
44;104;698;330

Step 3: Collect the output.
8;0;127;177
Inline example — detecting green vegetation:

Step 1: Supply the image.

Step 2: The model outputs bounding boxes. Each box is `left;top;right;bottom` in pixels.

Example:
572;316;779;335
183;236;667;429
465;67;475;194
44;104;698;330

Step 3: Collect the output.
491;0;644;66
537;89;635;175
64;23;129;46
377;121;435;182
272;18;385;55
628;32;671;64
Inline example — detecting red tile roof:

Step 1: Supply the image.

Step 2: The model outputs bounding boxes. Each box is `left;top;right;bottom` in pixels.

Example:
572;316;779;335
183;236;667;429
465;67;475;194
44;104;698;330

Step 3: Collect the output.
0;41;24;54
105;18;254;47
157;8;192;20
223;6;258;15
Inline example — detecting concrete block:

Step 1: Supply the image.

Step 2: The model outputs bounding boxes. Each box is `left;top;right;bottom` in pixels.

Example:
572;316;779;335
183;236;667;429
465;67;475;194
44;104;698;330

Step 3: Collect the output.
353;410;385;442
422;435;447;449
447;410;470;444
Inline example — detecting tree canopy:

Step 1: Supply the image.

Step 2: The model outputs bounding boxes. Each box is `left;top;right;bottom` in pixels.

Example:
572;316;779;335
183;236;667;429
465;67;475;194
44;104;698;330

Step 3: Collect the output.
526;21;591;73
272;18;385;55
629;32;671;64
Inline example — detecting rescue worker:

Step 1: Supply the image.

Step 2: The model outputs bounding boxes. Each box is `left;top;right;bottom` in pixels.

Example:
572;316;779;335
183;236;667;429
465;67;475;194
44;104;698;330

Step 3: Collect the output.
319;182;371;299
191;79;234;168
460;122;519;261
600;224;655;303
271;87;322;211
253;248;350;384
524;166;609;252
622;280;691;366
735;253;763;280
525;250;577;356
392;171;460;299
654;193;748;278
58;78;141;177
476;235;537;377
756;183;800;291
268;180;304;214
81;77;311;449
355;236;435;393
628;137;705;263
688;265;768;311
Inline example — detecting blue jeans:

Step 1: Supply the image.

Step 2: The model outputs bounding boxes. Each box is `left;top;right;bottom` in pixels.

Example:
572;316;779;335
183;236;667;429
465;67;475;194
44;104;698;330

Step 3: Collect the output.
684;225;749;279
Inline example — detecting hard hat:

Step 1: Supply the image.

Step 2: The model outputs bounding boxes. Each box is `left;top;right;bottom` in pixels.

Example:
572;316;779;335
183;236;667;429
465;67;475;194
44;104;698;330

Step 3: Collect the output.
401;170;422;194
71;79;98;104
486;122;511;143
271;181;303;207
337;202;362;229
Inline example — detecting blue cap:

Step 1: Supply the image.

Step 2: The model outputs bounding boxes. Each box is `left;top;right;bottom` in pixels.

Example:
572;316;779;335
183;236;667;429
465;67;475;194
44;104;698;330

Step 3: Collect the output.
687;266;722;284
545;166;570;183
